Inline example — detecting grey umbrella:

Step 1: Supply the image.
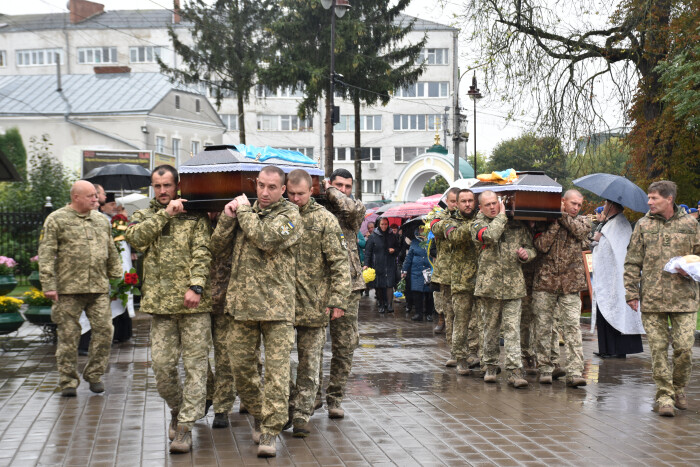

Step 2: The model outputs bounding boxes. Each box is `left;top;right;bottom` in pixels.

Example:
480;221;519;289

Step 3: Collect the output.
573;173;649;213
83;163;152;192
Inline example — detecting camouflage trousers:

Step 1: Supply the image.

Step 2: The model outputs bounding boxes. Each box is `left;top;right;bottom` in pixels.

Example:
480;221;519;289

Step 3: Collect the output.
451;292;478;360
290;326;325;423
320;290;360;408
481;297;522;370
52;293;112;390
434;285;454;349
232;320;294;435
520;294;535;359
533;292;583;376
641;312;696;404
151;313;212;428
204;313;237;413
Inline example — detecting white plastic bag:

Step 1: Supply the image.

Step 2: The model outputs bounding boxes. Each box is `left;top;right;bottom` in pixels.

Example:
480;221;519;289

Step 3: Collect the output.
663;256;700;282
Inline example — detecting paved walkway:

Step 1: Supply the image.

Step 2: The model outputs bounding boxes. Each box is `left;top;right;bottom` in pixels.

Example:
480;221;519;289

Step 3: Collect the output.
1;296;699;466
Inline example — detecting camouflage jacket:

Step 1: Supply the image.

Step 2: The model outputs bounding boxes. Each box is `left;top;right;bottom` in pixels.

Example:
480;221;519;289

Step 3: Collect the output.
430;208;458;285
38;206;122;294
125;199;212;315
209;217;233;315
624;206;700;313
470;212;536;299
325;187;366;291
211;198;303;322
533;213;591;294
294;198;351;327
435;211;479;294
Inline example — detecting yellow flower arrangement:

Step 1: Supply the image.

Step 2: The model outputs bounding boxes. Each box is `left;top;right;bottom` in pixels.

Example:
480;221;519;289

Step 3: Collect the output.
23;289;53;306
0;296;23;313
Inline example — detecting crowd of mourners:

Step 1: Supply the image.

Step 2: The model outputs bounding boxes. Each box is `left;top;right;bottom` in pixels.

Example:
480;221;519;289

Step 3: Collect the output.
37;164;699;458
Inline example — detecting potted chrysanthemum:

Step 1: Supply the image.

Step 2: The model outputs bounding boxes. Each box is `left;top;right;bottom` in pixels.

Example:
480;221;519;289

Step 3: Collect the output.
0;295;25;334
23;288;53;325
0;256;18;296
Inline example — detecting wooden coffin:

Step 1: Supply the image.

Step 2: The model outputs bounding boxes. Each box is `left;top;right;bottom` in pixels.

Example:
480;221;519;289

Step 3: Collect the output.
179;145;323;212
470;171;562;221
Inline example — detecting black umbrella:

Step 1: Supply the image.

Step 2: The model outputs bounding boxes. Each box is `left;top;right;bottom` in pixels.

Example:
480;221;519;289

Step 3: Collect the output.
573;173;649;213
83;163;152;191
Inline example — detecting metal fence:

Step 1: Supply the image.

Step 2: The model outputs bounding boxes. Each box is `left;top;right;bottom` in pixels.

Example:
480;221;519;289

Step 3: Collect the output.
0;209;45;284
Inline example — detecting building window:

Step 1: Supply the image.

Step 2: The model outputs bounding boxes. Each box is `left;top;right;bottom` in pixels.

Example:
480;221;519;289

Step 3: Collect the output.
256;83;304;98
257;115;313;131
175;95;180;110
395;146;428;163
195;99;201;113
0;51;6;67
156;136;165;153
396;82;449;98
77;47;117;64
191;140;200;156
333;147;381;162
393;114;442;131
220;114;239;131
282;147;314;159
129;46;162;63
209;81;237;98
172;138;181;157
16;48;63;66
334;115;382;132
362;179;382;194
420;48;449;65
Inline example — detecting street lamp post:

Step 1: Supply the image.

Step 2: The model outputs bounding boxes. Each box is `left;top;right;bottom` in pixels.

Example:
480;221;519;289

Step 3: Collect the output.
320;0;351;178
466;73;482;176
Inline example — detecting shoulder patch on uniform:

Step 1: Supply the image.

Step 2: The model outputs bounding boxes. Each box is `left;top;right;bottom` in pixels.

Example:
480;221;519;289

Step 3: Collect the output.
339;233;347;249
280;222;294;236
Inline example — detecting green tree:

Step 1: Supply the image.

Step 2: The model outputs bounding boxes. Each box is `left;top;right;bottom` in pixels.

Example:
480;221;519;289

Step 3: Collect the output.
489;133;568;182
0;134;75;211
159;0;276;144
265;0;426;185
422;175;449;196
0;128;27;179
567;137;630;181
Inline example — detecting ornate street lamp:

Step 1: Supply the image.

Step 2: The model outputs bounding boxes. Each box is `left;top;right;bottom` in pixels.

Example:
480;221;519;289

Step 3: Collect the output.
320;0;351;177
466;73;483;176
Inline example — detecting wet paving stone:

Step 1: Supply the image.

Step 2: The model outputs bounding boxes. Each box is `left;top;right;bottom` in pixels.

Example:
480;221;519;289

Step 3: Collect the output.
1;296;699;466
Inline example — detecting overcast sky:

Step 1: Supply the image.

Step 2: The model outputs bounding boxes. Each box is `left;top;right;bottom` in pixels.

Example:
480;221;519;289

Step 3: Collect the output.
2;0;548;159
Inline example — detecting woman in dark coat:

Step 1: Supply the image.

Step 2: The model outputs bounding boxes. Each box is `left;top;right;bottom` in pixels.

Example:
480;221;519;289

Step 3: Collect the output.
401;231;434;321
364;217;399;313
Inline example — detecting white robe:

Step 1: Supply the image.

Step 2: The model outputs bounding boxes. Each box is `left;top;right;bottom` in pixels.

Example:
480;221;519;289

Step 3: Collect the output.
80;241;135;334
590;214;645;335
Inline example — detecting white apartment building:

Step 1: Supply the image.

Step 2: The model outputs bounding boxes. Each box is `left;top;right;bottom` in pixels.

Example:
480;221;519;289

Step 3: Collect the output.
0;1;462;201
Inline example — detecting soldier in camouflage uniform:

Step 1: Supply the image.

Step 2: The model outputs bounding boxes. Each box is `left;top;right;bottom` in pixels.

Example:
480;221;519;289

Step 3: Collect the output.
211;166;303;457
624;181;700;417
431;188;460;361
125;165;213;454
432;189;479;375
470;191;536;388
321;168;366;419
284;169;350;437
38;180;122;397
205;212;237;429
533;190;590;388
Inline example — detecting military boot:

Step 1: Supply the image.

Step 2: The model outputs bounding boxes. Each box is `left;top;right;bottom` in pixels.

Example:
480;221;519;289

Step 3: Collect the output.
328;403;345;419
169;426;192;454
168;410;179;441
89;381;105;393
456;358;471;376
445;356;457;367
507;369;529;389
213;412;229;428
658;401;675;417
566;376;587;388
292;419;311;438
539;373;553;385
257;434;277;457
484;365;499;383
674;391;688;410
522;356;538;375
466;354;481;369
552;366;566;380
61;387;77;397
314;395;323;411
433;314;445;333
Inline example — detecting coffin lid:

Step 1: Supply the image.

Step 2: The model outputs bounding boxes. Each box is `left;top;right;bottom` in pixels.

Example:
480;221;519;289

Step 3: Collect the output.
179;145;323;175
470;171;562;194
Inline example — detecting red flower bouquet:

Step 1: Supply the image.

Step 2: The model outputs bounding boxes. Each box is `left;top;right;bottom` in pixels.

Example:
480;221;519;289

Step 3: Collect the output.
110;267;141;307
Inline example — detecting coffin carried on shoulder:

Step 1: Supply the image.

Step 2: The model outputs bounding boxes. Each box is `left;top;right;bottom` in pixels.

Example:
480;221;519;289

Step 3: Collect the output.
179;145;323;212
470;171;562;221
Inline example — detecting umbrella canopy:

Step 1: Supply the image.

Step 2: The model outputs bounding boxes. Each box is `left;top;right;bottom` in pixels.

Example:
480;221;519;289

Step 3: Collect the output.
116;193;150;217
84;163;151;191
573;173;649;213
415;193;442;206
383;202;432;219
374;202;403;216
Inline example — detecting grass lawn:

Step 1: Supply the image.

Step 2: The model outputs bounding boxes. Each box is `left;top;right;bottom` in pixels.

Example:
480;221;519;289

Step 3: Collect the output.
8;284;32;299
